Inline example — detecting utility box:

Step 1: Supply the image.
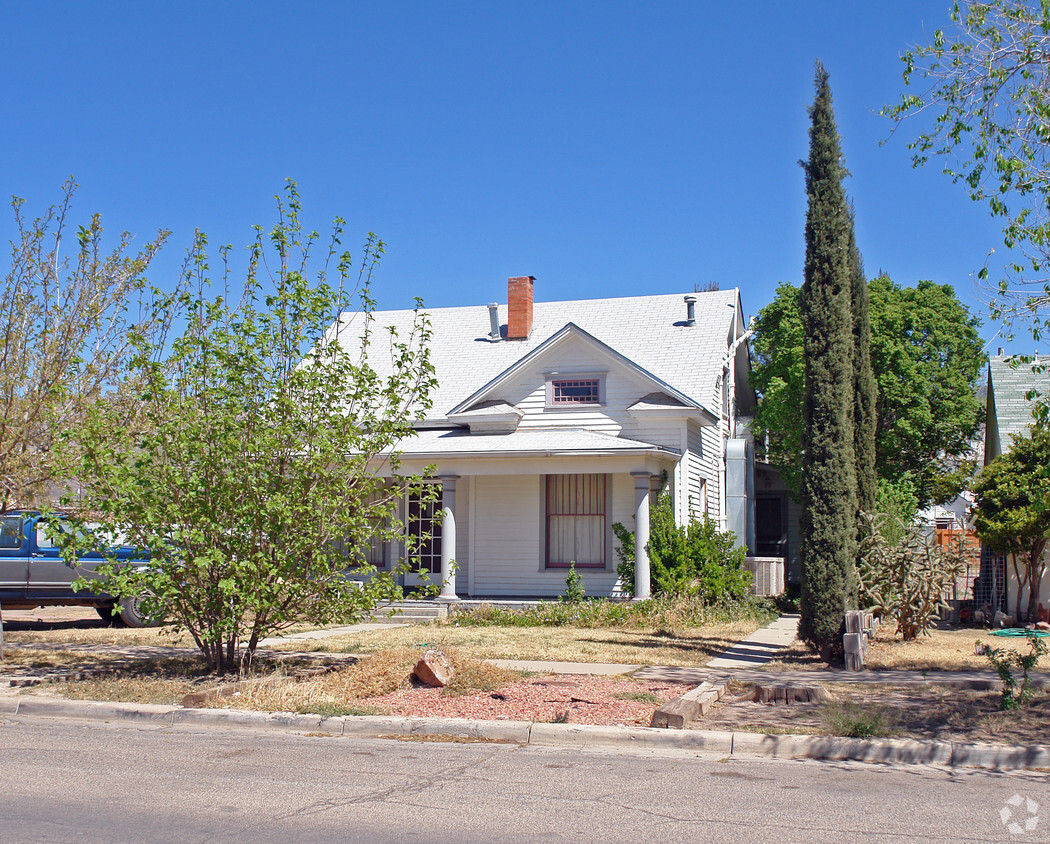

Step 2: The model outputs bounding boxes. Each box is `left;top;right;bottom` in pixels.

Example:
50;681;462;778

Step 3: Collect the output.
744;556;784;597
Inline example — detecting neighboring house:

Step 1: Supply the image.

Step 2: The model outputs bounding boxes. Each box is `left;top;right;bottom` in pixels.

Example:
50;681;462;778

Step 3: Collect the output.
980;354;1050;618
331;277;758;600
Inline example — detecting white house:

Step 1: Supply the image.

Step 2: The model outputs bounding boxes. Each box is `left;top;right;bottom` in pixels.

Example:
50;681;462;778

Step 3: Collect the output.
333;277;758;600
981;355;1050;620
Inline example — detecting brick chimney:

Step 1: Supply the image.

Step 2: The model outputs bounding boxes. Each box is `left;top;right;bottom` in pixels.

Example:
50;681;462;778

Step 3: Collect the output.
507;276;535;340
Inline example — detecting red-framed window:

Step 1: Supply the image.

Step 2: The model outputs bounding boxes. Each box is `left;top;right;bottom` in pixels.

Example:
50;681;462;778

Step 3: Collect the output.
546;473;606;568
551;378;601;405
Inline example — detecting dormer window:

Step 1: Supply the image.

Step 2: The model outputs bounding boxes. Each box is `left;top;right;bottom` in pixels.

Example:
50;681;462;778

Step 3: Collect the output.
546;374;604;407
552;379;600;404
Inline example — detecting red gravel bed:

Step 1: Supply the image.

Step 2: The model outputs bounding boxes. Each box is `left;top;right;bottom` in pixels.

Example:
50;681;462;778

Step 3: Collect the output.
370;675;693;726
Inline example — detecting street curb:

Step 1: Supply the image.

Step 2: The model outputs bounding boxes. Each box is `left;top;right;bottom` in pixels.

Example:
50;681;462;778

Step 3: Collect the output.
15;697;177;725
530;723;734;754
729;731;954;766
7;696;1050;770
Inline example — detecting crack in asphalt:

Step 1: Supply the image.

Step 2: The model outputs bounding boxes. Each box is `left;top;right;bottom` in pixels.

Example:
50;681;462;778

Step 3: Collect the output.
265;745;508;822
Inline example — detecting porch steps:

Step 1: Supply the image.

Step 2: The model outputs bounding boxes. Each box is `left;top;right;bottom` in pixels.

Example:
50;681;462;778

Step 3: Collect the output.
368;601;449;624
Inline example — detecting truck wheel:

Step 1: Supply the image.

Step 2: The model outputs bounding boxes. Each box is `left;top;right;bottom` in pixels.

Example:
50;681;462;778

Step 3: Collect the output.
118;595;162;628
96;603;123;625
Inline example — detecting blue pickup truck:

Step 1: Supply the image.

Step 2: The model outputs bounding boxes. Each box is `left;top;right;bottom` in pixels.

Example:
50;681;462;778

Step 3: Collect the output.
0;512;156;627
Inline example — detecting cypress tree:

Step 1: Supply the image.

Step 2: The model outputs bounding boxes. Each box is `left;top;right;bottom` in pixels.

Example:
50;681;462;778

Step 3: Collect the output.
849;206;877;520
798;63;859;660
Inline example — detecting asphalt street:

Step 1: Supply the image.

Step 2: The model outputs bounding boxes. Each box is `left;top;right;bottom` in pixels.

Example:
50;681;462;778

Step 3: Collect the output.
1;715;1047;843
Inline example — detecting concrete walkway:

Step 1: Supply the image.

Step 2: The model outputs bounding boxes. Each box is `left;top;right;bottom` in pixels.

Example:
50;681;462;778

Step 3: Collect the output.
253;622;403;647
705;613;800;669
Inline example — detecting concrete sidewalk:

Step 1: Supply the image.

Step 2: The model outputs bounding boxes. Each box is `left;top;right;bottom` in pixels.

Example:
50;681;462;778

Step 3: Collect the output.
705;613;800;668
6;693;1049;771
5;611;1050;770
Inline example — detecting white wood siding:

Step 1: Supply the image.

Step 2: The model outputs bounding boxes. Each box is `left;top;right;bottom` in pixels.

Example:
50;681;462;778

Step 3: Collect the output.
469;473;629;597
692;421;721;522
494;337;685;452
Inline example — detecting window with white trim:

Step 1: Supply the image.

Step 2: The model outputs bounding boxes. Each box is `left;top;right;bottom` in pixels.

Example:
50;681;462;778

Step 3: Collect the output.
545;473;606;568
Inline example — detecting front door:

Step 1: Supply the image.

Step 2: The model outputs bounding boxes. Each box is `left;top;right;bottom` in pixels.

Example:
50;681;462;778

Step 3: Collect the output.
403;489;441;589
755;495;787;558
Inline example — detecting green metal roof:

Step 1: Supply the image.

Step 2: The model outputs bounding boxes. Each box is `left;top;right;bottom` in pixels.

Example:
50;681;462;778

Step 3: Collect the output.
985;355;1050;462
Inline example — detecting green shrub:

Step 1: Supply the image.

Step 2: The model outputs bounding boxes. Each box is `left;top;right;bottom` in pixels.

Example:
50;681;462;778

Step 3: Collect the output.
447;594;775;630
613;489;751;603
560;562;586;604
982;633;1048;710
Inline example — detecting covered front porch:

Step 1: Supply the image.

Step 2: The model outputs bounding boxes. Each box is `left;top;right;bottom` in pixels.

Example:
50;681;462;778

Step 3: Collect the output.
373;428;682;600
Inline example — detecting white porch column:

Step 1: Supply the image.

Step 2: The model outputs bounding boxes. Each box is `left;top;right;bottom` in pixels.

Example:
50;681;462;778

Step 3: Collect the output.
631;472;652;600
437;475;461;601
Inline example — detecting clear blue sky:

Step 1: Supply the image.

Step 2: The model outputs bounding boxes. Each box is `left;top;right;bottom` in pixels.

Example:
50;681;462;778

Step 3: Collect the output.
0;2;1022;353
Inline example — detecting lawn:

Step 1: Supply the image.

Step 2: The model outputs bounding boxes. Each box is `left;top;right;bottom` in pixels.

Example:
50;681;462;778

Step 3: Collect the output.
703;680;1050;746
766;625;1035;672
282;618;767;667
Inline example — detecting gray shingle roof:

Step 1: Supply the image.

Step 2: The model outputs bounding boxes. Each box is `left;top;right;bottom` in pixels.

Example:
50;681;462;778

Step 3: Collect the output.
986;355;1050;459
331;289;741;421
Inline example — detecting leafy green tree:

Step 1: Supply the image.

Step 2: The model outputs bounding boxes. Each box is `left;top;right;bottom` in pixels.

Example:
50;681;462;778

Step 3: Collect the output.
869;276;985;501
62;183;438;673
751;283;807;492
0;179;175;659
874;476;921;546
752;276;985;505
0;179;173;511
797;64;860;660
884;0;1050;347
972;421;1050;622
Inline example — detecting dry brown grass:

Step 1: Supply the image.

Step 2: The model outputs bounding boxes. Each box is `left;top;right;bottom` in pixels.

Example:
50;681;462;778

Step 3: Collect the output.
765;626;1027;672
704;681;1050;746
863;627;1018;671
284;619;762;667
47;676;199;704
1;648;116;668
0;607;349;649
37;656;212;704
2;623;197;648
200;648;521;715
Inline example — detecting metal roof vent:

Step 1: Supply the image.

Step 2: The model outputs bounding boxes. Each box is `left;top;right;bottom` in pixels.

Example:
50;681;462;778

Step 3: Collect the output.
487;303;501;341
683;295;697;327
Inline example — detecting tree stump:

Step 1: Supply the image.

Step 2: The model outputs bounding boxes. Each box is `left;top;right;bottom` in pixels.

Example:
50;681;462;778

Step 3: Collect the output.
751;683;831;704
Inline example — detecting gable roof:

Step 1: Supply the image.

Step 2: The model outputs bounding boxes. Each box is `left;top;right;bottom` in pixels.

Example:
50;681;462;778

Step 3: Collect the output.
330;288;743;422
448;322;715;421
985;355;1050;462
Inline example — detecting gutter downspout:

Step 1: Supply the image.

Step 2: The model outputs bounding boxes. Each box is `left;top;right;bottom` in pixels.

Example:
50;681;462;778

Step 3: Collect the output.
718;310;755;531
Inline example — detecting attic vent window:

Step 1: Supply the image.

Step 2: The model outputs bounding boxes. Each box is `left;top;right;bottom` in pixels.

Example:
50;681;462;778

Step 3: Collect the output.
551;379;601;405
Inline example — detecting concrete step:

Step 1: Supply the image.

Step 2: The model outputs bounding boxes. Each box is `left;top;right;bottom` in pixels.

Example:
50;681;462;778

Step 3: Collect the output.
369;601;447;622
